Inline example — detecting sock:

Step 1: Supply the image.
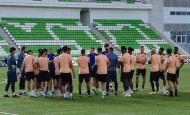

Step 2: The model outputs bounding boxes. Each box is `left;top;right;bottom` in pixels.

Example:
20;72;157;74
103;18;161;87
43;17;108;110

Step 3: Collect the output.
142;85;145;89
49;91;52;95
151;82;155;92
96;88;99;93
70;93;73;98
129;87;131;91
63;93;66;98
36;90;40;95
54;86;57;91
163;86;166;90
12;92;15;96
44;87;46;92
156;84;159;92
66;92;69;98
79;90;82;95
136;84;138;89
175;89;178;95
169;91;173;96
5;91;8;95
19;90;23;93
102;91;105;97
31;90;35;94
57;90;60;95
87;90;90;95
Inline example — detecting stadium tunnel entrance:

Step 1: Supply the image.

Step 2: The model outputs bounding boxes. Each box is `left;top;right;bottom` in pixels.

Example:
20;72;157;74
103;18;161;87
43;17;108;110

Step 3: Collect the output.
80;9;90;26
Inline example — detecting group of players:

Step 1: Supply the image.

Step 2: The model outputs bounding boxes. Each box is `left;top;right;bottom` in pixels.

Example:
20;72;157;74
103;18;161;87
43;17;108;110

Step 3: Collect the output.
4;44;184;99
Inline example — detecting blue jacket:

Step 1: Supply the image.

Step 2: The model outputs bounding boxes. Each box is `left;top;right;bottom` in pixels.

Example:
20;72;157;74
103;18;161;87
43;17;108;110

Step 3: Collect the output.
88;53;98;70
17;53;25;68
7;54;16;72
102;51;109;55
107;53;119;71
48;54;56;72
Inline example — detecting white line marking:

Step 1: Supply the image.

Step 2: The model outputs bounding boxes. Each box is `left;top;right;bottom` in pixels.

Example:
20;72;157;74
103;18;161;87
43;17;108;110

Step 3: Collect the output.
0;112;18;115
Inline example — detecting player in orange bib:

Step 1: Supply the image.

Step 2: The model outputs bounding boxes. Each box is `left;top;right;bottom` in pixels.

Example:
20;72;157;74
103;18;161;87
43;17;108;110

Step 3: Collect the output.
54;48;63;96
21;50;37;97
34;49;42;96
173;47;184;85
77;49;91;96
36;49;52;97
120;48;132;97
148;48;161;94
94;47;110;100
135;46;148;91
128;47;136;94
158;48;166;92
165;49;178;97
59;46;75;100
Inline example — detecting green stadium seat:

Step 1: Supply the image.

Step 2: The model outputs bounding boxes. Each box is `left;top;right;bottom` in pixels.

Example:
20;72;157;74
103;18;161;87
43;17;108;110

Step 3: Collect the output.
0;17;103;57
94;19;172;53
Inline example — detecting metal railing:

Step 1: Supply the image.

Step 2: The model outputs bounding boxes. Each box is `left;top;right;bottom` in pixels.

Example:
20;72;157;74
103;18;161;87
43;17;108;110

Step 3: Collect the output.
34;0;143;4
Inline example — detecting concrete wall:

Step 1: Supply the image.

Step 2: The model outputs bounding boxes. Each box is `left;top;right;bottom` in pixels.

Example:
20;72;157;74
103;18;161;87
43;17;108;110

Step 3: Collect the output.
0;6;150;24
90;9;149;23
148;0;164;31
163;7;190;24
0;6;80;18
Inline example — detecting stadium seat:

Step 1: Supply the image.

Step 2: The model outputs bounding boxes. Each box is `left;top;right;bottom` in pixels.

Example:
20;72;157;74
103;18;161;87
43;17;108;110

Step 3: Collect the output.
0;34;9;57
0;17;103;57
93;19;172;53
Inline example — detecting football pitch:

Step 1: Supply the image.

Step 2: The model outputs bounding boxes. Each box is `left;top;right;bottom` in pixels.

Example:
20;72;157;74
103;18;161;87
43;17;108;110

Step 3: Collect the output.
0;65;190;115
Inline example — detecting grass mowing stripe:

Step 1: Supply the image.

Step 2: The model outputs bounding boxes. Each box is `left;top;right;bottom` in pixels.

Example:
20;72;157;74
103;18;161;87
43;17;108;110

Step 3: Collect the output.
0;65;189;115
0;112;18;115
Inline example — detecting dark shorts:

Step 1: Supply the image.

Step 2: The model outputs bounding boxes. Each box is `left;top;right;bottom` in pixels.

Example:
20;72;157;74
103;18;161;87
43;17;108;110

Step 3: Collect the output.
122;72;131;81
176;69;179;78
7;71;17;83
136;69;146;76
25;72;35;81
49;71;56;79
55;75;61;81
129;70;135;80
150;71;159;82
159;71;165;80
107;71;117;82
60;73;72;86
89;68;97;78
39;71;50;82
167;73;177;82
79;74;90;83
96;74;107;83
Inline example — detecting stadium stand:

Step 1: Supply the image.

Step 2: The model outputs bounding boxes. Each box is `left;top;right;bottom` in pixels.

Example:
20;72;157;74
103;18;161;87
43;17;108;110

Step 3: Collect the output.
93;19;172;53
0;17;103;56
0;34;9;58
0;17;173;56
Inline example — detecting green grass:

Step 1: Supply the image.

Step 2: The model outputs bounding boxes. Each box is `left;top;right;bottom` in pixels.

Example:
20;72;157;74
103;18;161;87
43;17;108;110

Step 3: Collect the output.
0;65;190;115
